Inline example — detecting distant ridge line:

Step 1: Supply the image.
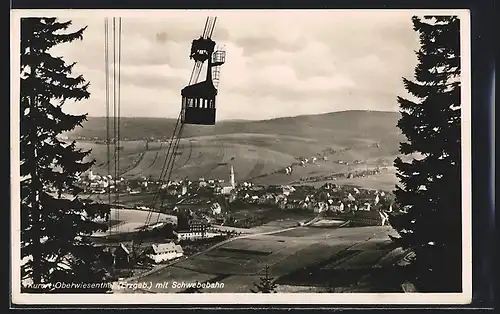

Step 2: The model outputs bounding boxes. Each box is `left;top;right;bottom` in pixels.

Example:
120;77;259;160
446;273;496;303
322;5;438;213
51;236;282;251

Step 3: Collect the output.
67;109;402;141
85;109;400;123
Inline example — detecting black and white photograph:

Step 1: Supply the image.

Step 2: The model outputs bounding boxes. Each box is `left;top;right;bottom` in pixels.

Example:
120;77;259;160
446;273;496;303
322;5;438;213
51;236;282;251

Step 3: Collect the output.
11;9;472;305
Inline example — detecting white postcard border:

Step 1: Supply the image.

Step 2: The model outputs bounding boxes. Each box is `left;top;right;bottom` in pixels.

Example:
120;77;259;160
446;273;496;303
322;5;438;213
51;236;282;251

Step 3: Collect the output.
10;9;472;305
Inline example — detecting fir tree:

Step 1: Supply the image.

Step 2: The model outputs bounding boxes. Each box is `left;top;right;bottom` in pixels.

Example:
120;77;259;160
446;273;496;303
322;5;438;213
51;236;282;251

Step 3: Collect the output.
390;16;461;292
251;265;277;293
20;18;111;293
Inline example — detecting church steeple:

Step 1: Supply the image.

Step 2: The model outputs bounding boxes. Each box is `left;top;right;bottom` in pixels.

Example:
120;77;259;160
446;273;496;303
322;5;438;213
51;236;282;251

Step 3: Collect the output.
230;165;235;188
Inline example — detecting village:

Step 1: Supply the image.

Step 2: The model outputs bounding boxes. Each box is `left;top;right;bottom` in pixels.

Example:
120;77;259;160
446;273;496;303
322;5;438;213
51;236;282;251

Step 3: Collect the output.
78;162;396;224
77;159;397;284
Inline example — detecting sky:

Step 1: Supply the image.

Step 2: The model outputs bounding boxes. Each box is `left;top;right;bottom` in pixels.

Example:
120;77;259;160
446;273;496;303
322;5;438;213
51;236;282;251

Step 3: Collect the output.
51;10;422;120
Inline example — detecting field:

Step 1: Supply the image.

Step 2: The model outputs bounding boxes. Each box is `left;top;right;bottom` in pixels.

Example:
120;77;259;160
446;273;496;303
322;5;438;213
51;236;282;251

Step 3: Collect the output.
116;225;401;293
87;192;161;207
224;205;316;229
303;167;401;191
310;219;347;227
93;208;176;236
72;110;407;190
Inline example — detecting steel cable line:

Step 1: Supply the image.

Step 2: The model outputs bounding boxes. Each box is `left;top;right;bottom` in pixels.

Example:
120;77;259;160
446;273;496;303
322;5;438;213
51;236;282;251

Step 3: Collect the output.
80;18;111;205
152;124;186;225
124;141;163;178
113;17;122;233
118;18;123;232
105;18;112;233
147;122;184;221
192;17;217;86
136;112;183;237
83;18;121;233
207;17;217;38
148;131;184;226
112;18;118;234
202;17;209;38
188;17;216;86
188;17;209;84
132;125;184;251
173;139;193;171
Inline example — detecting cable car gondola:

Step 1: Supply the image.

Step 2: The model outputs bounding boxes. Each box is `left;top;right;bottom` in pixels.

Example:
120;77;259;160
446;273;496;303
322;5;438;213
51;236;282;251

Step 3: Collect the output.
181;80;217;125
181;17;226;125
130;17;226;256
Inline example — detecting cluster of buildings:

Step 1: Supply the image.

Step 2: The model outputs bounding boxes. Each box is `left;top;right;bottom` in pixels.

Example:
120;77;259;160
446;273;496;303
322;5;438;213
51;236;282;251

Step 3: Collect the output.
77;170;170;195
296;167;389;184
161;171;396;229
77;163;238;196
108;210;230;268
86;161;394;220
233;183;394;214
80;162;395;226
109;241;185;267
76;170;126;194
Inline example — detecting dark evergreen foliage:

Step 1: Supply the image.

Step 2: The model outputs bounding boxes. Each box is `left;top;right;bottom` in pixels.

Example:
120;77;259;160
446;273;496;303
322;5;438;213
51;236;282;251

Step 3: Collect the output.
390;16;462;292
251;265;277;293
20;18;111;293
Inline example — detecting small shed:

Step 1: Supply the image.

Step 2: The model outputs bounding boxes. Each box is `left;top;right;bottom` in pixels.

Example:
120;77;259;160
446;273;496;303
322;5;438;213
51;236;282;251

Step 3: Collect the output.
114;242;133;268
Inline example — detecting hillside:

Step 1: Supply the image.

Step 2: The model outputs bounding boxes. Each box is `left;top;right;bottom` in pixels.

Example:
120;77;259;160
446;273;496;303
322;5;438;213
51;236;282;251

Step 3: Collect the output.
66;110;402;141
72;110;406;191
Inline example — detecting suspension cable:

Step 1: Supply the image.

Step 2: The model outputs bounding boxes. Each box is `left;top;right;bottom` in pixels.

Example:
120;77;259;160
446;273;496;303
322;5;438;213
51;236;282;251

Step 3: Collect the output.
152;124;185;224
208;17;217;38
112;18;119;234
141;116;180;228
192;18;216;85
81;18;115;209
134;113;184;249
192;62;203;85
202;17;209;38
189;17;213;86
116;18;122;233
143;114;183;225
204;17;214;39
104;18;112;234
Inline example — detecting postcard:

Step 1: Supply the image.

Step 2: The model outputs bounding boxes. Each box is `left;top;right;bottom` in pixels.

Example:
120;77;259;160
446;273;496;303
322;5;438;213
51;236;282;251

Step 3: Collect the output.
10;9;472;305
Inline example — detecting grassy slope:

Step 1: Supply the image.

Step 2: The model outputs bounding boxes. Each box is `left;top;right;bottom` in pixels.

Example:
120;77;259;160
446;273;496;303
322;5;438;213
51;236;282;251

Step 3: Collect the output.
72;110;406;190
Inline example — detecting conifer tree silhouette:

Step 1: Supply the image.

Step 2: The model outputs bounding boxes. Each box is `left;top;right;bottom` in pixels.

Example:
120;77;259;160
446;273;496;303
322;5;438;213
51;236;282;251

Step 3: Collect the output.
20;18;111;293
390;16;462;292
251;265;277;293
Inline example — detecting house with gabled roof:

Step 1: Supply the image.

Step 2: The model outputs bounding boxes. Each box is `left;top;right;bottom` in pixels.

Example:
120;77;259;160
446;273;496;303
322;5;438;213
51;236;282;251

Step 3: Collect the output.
144;242;184;264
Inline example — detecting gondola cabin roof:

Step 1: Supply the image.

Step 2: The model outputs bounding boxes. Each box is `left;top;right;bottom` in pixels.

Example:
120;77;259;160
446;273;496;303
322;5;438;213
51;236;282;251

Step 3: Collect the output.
181;80;217;98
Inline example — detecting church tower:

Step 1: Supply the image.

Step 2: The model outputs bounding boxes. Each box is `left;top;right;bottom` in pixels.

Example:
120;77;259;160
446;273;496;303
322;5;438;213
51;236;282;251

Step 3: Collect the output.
230;165;235;188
